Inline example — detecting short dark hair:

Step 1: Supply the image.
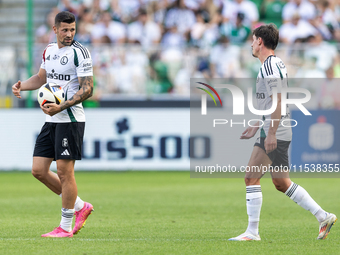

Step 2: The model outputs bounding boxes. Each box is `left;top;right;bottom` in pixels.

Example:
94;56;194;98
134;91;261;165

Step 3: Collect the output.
237;12;245;21
55;11;75;26
139;8;147;16
252;24;279;50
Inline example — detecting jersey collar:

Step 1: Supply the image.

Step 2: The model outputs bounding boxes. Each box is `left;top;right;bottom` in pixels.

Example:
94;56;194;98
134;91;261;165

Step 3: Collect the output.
264;55;276;62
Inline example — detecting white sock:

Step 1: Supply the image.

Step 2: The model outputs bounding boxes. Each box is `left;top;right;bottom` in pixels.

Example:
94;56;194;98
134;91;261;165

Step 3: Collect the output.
315;209;328;222
59;194;84;212
245;185;262;236
60;208;75;232
285;182;324;220
74;196;85;212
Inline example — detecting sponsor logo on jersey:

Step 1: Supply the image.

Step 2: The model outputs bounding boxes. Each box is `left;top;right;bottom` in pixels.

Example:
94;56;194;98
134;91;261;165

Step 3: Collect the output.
46;55;50;61
267;79;278;87
53;54;60;60
60;56;68;65
267;79;277;84
83;63;92;72
256;93;265;99
47;69;71;81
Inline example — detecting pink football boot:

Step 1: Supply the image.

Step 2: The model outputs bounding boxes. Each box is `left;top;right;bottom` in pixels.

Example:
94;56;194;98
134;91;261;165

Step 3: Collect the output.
73;202;94;234
41;226;73;238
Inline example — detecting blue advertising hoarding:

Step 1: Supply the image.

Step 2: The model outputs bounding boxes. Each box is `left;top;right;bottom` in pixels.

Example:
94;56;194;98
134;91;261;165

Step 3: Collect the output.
291;110;340;166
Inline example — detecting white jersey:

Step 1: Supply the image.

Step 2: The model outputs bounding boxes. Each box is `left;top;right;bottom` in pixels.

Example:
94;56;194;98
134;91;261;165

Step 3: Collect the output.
40;41;93;123
256;55;292;141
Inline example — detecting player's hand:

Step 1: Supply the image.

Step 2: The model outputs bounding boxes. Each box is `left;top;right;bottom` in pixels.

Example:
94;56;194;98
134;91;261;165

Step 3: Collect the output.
264;133;277;154
12;80;22;98
40;103;61;116
240;126;259;139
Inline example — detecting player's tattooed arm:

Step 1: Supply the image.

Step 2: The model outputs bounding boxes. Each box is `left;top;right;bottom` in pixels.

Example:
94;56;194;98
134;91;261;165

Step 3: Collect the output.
60;76;93;111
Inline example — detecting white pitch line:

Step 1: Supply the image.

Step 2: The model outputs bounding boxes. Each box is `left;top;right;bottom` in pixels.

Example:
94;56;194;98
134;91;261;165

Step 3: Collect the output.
0;238;137;241
0;238;226;242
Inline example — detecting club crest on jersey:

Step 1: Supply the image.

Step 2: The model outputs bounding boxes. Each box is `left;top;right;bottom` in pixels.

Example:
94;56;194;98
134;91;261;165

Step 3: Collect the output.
53;54;60;60
62;138;68;147
47;71;71;81
60;56;68;65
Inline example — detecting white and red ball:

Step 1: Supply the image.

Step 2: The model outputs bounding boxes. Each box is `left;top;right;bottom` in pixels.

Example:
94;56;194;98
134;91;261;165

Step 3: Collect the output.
37;82;65;106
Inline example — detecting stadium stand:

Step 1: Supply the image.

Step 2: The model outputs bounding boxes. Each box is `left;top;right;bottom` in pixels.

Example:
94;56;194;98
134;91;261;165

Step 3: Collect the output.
0;0;58;46
1;0;340;109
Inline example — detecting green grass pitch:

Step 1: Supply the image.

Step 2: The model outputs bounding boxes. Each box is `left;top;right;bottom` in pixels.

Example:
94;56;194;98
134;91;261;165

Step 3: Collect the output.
0;171;339;255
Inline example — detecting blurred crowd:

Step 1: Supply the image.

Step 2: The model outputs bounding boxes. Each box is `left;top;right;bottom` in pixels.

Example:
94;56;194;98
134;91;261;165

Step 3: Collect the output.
33;0;340;109
37;0;340;46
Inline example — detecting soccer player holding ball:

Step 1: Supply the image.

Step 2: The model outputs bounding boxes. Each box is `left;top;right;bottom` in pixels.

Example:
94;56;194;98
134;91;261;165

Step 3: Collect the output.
228;24;336;241
12;11;94;238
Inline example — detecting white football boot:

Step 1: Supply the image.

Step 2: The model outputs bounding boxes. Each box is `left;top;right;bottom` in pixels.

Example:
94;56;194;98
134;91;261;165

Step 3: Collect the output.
228;232;261;241
317;213;337;240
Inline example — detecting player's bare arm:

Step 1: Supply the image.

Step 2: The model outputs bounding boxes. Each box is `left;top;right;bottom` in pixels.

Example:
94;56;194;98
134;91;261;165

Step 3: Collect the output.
41;76;93;116
240;124;259;139
60;76;94;110
265;93;281;153
12;68;46;99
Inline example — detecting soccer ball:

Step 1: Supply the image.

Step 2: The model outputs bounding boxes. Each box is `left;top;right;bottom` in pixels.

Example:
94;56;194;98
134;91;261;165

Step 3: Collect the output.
37;82;65;106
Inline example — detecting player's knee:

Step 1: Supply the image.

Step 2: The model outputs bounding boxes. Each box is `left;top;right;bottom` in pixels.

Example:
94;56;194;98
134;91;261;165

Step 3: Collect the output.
272;180;289;193
56;169;66;182
274;183;285;192
57;168;73;183
244;177;260;186
31;167;45;180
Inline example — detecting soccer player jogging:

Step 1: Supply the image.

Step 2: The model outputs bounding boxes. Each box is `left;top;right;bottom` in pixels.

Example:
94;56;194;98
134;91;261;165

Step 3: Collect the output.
228;24;337;241
12;11;94;238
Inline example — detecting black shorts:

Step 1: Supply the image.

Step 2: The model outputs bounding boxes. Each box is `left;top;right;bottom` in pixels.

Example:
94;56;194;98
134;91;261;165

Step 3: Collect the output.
33;122;85;160
254;137;290;168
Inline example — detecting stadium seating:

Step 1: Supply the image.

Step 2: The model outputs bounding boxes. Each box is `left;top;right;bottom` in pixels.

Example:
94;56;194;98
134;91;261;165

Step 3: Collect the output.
0;0;57;46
